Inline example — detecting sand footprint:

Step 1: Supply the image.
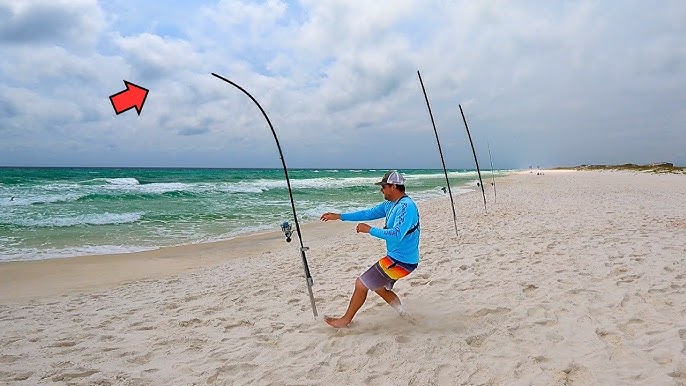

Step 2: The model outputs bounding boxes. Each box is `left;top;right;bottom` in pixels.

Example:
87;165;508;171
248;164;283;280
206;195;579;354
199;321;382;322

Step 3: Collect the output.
595;327;623;357
48;340;78;348
465;330;493;350
49;369;99;383
365;341;389;356
5;372;32;382
178;317;203;327
534;318;557;327
395;335;411;343
522;284;538;297
557;363;591;385
408;272;431;287
472;307;511;318
205;365;237;384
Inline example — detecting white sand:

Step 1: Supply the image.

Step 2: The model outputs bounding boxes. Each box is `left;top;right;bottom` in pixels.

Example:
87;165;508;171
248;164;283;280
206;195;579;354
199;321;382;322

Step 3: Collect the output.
1;170;685;385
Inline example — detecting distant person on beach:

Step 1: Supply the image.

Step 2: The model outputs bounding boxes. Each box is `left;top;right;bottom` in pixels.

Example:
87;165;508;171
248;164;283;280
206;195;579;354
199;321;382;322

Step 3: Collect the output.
441;186;447;194
320;170;421;328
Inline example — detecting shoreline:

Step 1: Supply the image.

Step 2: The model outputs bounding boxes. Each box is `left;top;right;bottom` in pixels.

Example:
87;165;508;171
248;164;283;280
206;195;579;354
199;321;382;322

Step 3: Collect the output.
0;218;352;303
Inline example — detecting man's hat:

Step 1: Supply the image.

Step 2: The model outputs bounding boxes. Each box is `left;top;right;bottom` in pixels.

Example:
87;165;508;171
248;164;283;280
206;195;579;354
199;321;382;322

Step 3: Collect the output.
375;170;405;185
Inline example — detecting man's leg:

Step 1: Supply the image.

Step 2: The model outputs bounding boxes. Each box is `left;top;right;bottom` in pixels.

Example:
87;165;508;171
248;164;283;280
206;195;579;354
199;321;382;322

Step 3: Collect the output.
324;277;368;328
375;287;408;316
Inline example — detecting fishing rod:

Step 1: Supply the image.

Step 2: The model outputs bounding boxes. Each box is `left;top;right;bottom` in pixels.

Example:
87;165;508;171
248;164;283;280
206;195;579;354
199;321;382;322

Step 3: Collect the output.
211;72;318;318
487;142;497;204
459;104;487;213
417;70;459;237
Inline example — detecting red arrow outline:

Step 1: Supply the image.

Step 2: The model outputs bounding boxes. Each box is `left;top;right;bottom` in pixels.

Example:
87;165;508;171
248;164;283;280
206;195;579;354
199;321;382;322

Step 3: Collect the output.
109;80;149;115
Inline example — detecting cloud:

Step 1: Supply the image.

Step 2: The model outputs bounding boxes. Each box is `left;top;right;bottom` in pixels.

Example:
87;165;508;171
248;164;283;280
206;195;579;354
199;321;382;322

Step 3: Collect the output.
207;0;287;27
0;0;105;47
113;33;201;80
178;127;209;136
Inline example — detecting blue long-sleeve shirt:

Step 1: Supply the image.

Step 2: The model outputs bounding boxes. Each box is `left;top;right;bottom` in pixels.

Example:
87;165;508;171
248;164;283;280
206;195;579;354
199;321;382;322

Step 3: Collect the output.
340;195;420;264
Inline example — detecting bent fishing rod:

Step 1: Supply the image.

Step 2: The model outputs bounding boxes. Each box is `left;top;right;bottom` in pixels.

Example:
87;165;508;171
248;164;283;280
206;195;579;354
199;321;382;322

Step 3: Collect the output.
417;70;459;237
211;72;318;318
488;142;497;204
459;104;487;213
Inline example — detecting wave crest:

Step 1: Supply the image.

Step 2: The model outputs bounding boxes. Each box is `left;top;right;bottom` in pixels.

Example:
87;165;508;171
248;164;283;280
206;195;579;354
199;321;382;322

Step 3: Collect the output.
4;212;142;228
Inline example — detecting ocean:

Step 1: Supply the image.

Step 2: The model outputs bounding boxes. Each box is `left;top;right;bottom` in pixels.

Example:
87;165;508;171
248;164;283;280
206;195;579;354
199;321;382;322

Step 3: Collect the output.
0;168;503;262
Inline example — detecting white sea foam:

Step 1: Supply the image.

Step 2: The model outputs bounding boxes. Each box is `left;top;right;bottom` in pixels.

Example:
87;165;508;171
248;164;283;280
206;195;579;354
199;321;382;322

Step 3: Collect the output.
208;223;276;242
134;182;189;194
410;187;472;201
217;183;266;194
103;178;140;185
7;212;143;228
245;176;381;190
93;180;265;195
0;244;156;262
405;170;480;179
0;192;86;207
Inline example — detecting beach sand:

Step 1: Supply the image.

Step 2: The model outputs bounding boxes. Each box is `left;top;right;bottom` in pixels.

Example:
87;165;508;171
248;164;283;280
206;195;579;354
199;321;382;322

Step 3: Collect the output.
1;170;685;385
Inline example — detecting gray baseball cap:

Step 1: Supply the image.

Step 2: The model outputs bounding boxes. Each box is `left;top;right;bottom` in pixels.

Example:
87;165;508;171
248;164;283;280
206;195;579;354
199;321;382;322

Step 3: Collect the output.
374;170;405;185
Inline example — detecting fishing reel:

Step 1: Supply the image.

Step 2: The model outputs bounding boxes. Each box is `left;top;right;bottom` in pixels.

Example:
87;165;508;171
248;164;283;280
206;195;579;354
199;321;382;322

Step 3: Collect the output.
281;221;293;242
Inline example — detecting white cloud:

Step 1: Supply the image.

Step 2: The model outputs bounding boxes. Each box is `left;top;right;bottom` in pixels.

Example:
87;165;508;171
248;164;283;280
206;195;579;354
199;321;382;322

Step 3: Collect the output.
209;0;287;26
0;0;105;47
113;33;202;80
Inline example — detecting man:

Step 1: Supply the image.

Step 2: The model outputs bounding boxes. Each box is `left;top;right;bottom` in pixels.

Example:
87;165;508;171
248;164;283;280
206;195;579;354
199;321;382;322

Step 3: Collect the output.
320;170;420;328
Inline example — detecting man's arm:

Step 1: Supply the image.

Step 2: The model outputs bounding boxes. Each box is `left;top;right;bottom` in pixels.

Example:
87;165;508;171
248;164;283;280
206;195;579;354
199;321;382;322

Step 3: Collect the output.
369;201;418;242
340;202;386;221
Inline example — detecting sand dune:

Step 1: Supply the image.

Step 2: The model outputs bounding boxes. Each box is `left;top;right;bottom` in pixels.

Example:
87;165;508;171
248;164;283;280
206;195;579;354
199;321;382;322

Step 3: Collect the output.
1;170;685;385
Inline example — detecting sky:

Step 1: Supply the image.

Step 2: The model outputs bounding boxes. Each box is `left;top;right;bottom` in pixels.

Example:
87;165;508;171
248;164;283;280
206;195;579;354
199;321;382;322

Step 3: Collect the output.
1;0;685;169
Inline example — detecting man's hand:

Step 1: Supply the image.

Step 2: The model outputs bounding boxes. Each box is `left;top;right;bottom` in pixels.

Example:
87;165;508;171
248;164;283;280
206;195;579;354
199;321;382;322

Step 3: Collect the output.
355;223;371;234
320;212;341;222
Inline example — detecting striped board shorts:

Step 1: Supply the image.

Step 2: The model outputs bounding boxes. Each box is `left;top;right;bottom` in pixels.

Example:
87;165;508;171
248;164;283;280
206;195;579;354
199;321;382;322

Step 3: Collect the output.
359;256;418;291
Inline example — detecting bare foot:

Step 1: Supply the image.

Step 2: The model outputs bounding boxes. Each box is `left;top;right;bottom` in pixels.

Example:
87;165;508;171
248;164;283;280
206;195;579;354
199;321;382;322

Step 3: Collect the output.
323;316;351;328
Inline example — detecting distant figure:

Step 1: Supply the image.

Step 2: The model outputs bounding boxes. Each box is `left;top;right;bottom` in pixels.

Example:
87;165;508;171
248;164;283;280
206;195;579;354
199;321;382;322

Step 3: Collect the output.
441;186;447;194
10;197;14;201
476;182;480;187
320;170;420;328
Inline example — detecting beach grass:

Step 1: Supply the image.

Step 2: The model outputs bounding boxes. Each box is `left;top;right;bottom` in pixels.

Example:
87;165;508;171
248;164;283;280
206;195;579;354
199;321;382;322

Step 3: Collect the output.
555;162;685;174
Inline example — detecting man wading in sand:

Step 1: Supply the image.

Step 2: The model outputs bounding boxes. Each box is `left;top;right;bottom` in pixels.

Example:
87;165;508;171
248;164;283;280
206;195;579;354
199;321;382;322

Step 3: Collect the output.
320;170;420;328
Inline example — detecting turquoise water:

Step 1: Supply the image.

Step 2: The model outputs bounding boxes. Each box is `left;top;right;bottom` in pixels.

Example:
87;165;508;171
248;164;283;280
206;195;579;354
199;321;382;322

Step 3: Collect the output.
0;168;504;261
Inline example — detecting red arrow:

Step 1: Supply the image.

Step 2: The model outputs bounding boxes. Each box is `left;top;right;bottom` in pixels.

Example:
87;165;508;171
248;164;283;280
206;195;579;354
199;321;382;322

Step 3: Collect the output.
109;80;149;115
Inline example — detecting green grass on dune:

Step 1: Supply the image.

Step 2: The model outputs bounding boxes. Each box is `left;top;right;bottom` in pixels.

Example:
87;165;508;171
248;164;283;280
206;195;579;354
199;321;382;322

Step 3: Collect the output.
554;162;685;174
